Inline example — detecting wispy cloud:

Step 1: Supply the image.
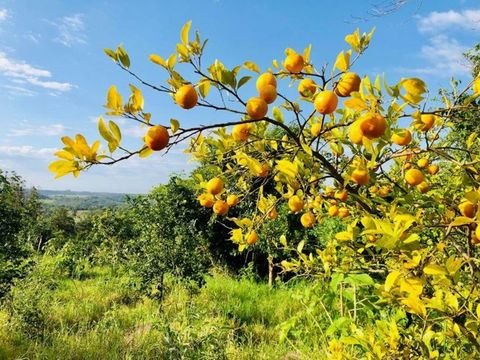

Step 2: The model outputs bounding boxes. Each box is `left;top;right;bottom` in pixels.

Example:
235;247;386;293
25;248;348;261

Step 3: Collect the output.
7;124;67;137
49;13;86;47
1;84;36;96
418;9;480;33
0;145;57;159
0;8;8;22
0;52;75;94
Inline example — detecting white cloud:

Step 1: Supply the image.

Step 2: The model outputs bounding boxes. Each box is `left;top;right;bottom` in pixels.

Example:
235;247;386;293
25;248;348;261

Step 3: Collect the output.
0;52;75;94
0;145;57;159
418;9;480;33
8;124;67;137
407;35;471;76
2;84;36;96
0;8;8;22
49;13;86;47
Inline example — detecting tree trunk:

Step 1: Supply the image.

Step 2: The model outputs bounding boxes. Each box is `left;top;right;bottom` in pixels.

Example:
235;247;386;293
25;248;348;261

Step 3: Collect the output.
268;255;274;287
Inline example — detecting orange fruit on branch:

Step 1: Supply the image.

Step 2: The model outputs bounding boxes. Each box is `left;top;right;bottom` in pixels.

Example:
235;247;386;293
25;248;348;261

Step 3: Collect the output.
335;72;361;97
246;97;268;120
351;169;370;185
175;84;198;109
258;84;277;104
227;194;239;207
256;73;277;92
284;53;304;73
415;114;436;132
246;231;258;245
359;113;387;139
405;169;424;186
298;78;317;97
145;125;170;151
198;193;215;208
213;200;229;216
459;201;477;218
314;90;338;115
300;212;316;228
206;177;224;195
391;129;412;146
288;195;304;213
232;123;252;142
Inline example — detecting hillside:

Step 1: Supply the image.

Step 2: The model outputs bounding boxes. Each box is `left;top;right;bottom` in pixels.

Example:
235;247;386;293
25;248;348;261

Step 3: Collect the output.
35;189;136;210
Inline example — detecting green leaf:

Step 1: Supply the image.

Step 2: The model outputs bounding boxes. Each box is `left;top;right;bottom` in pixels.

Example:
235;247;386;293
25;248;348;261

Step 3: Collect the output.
170;119;180;134
180;20;192;45
297;240;305;253
104;48;118;62
345;273;374;286
237;76;252;89
149;54;166;67
279;235;287;247
272;107;284;123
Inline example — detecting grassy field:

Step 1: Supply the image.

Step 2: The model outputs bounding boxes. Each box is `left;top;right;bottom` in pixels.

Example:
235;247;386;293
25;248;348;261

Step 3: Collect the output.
0;256;339;360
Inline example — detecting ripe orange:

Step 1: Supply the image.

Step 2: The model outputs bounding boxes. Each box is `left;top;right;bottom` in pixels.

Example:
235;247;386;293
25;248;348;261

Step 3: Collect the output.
378;186;391;198
427;164;439;175
246;231;259;245
206;177;224;195
459;201;477;218
359;113;387;139
311;123;322;137
334;190;348;202
298;78;317;97
415;114;436;132
259;84;277;104
349;120;364;145
232;123;251;142
284;53;304;73
145;125;170;151
257;164;270;178
175;84;198;109
198;193;215;208
314;91;338;115
338;207;350;218
256;73;277;92
328;205;339;217
300;212;316;228
417;181;430;194
288;195;304;212
267;207;278;220
417;158;429;169
404;163;412;170
351;169;369;185
227;194;239;207
335;72;361;97
213;200;229;216
405;169;424;186
391;129;412;146
246;97;268;120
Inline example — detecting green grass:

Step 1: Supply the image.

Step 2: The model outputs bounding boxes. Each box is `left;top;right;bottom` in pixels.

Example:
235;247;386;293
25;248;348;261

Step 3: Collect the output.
0;256;332;360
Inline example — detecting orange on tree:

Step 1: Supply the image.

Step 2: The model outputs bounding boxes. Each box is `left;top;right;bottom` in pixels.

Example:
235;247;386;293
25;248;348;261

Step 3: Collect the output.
417;158;429;168
288;195;304;212
417;181;430;194
206;177;224;195
175;84;198;109
232;123;251;142
298;78;317;97
334;190;348;202
257;164;270;178
300;212;316;228
256;72;277;92
405;169;424;186
284;53;304;73
267;207;278;220
246;231;258;245
334;72;361;97
328;205;339;217
198;193;215;208
314;90;338;115
415;114;436;132
427;164;439;175
349;120;364;145
227;194;239;207
338;207;350;218
145;125;170;151
391;129;412;146
404;162;412;170
213;200;229;216
459;201;477;218
258;84;277;104
359;113;387;139
246;97;268;120
351;169;369;185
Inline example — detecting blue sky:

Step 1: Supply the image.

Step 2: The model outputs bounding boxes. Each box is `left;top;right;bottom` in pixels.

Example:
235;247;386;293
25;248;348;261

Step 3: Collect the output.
0;0;478;193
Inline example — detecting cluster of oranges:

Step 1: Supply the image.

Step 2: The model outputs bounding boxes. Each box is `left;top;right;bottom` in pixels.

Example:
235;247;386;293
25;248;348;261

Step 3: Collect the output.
458;199;480;244
403;157;439;193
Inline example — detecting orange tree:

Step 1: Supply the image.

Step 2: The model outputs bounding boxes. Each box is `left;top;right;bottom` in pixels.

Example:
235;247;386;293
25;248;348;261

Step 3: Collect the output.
49;22;480;356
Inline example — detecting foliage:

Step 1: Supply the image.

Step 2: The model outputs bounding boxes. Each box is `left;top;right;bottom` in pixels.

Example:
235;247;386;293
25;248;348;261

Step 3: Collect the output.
48;21;480;357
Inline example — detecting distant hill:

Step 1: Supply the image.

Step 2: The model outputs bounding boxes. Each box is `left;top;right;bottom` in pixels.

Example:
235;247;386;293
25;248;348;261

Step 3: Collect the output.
35;189;137;210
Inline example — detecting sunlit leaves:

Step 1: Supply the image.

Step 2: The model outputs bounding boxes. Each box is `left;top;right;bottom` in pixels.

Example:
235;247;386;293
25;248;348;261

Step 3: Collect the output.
98;117;121;152
334;50;351;72
105;85;123;115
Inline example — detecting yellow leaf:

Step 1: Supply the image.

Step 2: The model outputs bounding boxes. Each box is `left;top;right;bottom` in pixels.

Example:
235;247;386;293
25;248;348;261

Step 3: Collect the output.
243;61;260;73
180;20;192;45
54;150;74;160
106;85;123;113
170;119;180;134
399;277;423;296
385;270;401;292
402;295;426;317
149;54;166;67
279;235;287;246
231;228;243;242
344;97;367;111
139;146;153;158
423;263;447;276
276;159;298;179
334;50;351;72
108;121;122;143
167;53;177;69
345;29;361;52
98;117;114;142
445;256;463;275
